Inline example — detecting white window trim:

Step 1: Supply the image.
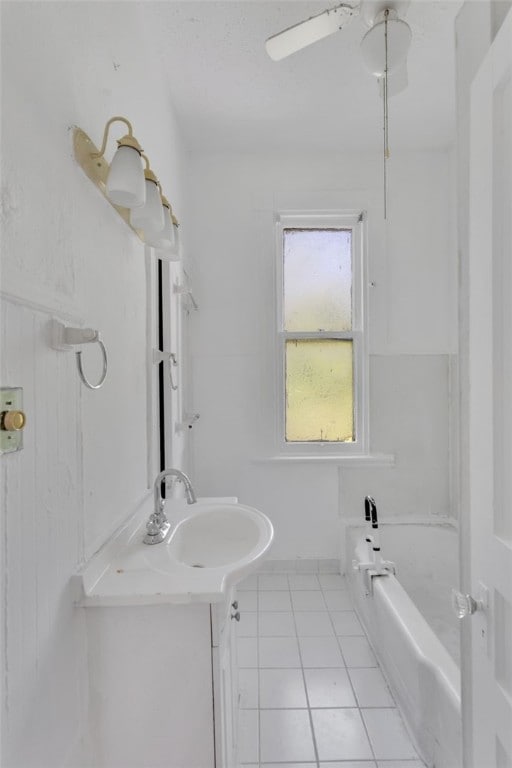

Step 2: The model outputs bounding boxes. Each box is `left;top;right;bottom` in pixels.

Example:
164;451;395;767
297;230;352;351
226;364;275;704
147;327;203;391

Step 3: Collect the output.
274;210;369;457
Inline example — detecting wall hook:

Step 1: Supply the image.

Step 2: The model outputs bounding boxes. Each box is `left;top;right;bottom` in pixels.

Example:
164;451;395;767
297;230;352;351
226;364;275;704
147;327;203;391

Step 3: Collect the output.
52;320;108;390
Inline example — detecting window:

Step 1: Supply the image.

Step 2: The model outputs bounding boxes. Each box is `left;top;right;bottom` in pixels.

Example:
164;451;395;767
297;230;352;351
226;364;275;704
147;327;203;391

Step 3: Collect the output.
276;212;367;455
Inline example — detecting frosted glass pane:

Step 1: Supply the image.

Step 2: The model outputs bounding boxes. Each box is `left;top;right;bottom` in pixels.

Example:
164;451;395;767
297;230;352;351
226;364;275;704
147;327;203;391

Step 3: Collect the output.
285;339;354;442
284;229;352;331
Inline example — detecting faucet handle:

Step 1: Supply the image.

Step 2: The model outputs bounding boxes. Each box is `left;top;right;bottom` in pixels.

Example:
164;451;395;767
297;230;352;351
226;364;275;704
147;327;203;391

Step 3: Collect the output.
146;517;161;537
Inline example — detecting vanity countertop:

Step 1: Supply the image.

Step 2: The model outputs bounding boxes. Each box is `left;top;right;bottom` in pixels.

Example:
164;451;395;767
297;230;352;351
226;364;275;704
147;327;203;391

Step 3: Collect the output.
77;495;273;607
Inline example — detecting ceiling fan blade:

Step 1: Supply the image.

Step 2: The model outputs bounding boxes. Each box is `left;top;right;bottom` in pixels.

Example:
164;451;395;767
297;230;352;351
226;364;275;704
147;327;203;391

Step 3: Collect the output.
378;61;408;98
265;3;358;61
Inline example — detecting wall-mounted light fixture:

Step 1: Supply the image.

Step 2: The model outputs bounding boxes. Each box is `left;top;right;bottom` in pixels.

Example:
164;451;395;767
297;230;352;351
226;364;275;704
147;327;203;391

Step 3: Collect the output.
73;116;179;258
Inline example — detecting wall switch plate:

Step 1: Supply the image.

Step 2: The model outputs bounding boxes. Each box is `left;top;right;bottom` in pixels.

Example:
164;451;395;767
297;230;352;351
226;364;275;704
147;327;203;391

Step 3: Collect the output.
1;387;25;454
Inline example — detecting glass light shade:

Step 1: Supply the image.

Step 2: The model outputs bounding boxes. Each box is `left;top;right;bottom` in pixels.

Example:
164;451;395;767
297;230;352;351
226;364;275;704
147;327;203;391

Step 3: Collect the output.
145;205;176;251
130;180;165;232
106;145;145;208
360;18;412;77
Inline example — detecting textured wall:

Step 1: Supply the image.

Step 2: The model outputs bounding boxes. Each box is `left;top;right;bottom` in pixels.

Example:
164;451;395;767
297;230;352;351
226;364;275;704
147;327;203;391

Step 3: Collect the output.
0;3;187;765
186;150;458;559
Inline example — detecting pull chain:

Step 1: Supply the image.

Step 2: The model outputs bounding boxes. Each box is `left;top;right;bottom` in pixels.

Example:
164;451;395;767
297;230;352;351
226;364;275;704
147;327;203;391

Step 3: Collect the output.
383;9;389;219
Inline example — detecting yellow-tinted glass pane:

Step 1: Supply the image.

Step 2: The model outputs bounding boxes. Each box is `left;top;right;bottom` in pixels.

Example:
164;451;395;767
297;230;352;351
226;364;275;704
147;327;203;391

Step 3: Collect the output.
283;229;352;332
285;339;354;442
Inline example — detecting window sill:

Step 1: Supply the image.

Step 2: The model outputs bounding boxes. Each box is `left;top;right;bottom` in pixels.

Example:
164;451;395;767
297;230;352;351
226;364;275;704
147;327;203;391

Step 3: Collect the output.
254;453;395;467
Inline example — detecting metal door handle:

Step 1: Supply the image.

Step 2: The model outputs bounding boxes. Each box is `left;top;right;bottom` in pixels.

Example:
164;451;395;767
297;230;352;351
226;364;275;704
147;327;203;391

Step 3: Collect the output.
231;612;240;622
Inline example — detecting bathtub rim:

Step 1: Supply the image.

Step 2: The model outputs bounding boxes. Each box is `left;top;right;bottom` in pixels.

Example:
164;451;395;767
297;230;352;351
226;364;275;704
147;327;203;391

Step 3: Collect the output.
348;530;462;767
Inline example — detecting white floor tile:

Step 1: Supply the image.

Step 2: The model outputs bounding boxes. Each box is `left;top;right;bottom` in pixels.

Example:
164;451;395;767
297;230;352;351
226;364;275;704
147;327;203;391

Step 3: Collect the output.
258;574;289;590
330;610;364;636
291;590;327;611
323;590;353;610
259;611;296;637
377;762;425;768
238;637;258;668
266;764;316;768
259;636;301;668
339;636;378;667
259;590;292;612
362;708;418;760
260;709;316;763
237;611;257;637
239;668;258;708
349;668;395;707
320;763;376;768
304;667;357;708
295;611;334;637
299;636;345;667
259;667;307;708
288;574;321;590
312;708;374;761
238;591;258;611
319;574;347;589
238;574;258;590
238;709;259;763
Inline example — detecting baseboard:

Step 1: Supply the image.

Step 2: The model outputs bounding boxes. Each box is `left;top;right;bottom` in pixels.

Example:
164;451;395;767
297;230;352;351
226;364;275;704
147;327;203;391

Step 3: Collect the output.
257;558;340;574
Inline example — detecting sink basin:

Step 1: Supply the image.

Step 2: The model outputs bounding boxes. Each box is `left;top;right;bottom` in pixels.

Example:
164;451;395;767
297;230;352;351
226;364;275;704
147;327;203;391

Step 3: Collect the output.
145;502;273;574
167;505;265;568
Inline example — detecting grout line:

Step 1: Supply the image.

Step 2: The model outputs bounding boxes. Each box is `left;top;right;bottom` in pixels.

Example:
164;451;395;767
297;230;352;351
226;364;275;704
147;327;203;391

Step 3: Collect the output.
256;582;260;767
288;588;321;768
326;589;379;763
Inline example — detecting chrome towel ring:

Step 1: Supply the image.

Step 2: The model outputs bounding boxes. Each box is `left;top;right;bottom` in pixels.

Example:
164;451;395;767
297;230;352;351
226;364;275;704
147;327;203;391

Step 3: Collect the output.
76;339;108;390
51;319;108;391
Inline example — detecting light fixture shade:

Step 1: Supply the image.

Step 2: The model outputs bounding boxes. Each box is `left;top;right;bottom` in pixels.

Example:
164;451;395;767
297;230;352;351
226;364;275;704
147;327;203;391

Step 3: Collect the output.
130;180;165;232
106;145;145;208
145;205;177;251
360;18;412;77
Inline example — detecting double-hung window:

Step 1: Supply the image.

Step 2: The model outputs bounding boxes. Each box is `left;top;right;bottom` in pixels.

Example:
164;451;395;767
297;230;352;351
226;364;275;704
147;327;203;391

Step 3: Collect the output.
276;211;368;456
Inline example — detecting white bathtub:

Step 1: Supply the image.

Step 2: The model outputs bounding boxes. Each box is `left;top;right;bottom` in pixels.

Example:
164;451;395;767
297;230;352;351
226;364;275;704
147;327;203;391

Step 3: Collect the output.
346;521;462;768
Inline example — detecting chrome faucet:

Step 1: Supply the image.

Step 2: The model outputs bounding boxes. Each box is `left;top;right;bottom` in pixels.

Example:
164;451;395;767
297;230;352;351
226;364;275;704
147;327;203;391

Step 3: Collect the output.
143;468;197;545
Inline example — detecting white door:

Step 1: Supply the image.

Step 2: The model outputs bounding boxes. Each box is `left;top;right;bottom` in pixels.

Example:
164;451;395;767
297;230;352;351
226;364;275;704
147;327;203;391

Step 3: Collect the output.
467;9;512;767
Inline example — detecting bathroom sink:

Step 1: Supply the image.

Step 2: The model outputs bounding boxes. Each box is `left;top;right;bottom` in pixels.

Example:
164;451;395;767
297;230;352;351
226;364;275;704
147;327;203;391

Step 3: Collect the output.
146;502;273;574
79;499;273;606
166;504;267;568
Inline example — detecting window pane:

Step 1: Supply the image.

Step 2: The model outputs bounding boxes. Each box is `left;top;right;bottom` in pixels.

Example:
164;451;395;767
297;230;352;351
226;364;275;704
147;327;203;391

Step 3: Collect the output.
285;339;354;442
283;229;352;332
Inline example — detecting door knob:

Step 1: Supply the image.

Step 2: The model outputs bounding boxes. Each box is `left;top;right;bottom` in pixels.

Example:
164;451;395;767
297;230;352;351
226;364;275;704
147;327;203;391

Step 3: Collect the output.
452;587;487;619
231;611;240;622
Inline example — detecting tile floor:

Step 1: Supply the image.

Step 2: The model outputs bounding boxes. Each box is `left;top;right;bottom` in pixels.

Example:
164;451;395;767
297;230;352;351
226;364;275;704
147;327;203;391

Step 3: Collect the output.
236;572;425;768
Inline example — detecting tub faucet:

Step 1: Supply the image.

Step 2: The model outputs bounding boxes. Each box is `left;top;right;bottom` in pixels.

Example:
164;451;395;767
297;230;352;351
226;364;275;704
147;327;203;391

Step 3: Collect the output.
143;468;197;545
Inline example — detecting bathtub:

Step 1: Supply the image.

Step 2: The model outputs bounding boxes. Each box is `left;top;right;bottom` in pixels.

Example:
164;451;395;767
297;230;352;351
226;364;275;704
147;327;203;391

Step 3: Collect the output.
345;521;462;768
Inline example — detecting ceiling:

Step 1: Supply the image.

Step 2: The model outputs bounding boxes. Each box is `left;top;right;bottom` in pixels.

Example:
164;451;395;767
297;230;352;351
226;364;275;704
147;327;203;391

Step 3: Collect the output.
146;0;463;153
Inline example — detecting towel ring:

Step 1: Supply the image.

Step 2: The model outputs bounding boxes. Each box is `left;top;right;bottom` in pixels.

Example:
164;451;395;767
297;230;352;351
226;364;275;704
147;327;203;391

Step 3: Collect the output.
76;340;108;390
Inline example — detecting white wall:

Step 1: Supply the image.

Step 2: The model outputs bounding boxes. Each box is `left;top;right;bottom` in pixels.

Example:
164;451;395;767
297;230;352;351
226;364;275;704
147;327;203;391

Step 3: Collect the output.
0;3;187;765
187;150;458;559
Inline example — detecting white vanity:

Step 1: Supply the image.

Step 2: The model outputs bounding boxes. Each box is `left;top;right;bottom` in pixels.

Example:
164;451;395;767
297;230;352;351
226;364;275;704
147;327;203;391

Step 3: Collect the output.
79;496;272;768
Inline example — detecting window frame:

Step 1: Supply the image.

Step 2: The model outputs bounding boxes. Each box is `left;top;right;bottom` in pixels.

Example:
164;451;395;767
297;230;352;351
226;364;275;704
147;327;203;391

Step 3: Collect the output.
275;210;369;457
